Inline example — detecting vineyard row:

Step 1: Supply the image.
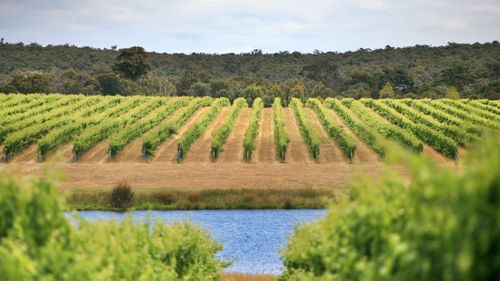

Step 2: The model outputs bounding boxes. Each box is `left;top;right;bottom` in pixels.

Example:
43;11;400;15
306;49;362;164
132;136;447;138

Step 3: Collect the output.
0;94;498;162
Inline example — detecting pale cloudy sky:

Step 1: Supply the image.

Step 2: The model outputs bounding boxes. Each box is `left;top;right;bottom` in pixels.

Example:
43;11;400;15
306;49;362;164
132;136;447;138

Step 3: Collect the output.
0;0;499;53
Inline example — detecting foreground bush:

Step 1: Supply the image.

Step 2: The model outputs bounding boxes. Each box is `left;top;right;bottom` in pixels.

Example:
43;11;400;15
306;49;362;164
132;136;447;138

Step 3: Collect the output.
281;132;499;281
0;177;224;280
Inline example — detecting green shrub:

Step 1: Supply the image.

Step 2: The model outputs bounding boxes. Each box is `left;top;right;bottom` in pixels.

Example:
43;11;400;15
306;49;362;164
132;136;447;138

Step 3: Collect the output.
0;177;224;281
281;132;500;281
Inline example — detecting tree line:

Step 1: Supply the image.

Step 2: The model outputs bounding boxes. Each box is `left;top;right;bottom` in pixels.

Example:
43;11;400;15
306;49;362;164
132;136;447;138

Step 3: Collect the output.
0;40;498;102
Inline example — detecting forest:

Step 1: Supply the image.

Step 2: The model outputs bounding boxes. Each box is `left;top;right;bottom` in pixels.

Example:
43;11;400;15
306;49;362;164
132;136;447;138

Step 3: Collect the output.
0;40;499;102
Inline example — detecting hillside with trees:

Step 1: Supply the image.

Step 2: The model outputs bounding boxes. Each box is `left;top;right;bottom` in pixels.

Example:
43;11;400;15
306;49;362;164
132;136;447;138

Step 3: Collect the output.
0;40;499;101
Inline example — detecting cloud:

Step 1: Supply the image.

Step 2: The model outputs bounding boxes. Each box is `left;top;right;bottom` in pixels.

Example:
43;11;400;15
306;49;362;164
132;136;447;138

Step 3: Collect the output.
0;0;498;53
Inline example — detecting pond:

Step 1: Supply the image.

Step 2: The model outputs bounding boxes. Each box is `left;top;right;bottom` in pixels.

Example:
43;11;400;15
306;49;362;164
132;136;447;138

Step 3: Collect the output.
74;209;326;274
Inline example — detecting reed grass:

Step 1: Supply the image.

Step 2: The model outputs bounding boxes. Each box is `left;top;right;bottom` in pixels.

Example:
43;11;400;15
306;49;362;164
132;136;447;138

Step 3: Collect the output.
65;188;339;210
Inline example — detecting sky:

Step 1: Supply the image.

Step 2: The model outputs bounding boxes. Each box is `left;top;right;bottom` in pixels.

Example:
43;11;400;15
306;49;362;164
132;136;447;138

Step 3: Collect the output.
0;0;499;54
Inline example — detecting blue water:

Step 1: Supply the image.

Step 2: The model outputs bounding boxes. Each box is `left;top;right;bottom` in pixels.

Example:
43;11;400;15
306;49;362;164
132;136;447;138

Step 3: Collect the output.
73;209;326;274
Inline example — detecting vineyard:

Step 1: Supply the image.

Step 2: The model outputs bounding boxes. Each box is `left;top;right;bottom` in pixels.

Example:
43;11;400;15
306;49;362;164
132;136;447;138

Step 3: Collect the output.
0;93;499;189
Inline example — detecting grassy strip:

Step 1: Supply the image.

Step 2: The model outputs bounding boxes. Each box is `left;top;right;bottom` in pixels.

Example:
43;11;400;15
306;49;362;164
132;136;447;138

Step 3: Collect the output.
243;98;263;161
66;188;338;211
306;98;356;160
273;97;290;161
211;97;247;159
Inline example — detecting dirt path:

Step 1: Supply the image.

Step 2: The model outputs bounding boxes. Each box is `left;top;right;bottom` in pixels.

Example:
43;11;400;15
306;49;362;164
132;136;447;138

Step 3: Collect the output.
305;109;346;164
326;109;381;164
183;108;229;163
422;144;453;165
9;144;38;163
255;108;275;163
47;144;73;162
115;139;143;162
152;107;208;162
219;108;250;163
457;147;467;162
283;108;312;163
78;141;109;163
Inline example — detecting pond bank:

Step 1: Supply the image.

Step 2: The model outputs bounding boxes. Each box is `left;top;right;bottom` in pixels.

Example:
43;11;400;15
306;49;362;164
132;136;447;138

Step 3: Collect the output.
222;273;274;281
66;188;339;210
